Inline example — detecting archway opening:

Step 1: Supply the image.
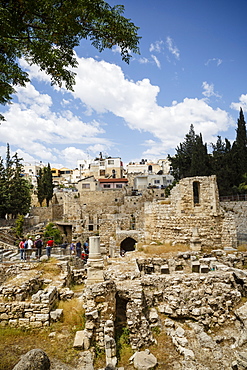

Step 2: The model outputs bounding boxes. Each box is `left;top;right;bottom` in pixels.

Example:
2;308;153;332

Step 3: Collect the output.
120;237;137;252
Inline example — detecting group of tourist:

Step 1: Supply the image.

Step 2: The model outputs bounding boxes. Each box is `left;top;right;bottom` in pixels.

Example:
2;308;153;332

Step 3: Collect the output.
18;235;53;260
19;236;90;262
69;240;89;263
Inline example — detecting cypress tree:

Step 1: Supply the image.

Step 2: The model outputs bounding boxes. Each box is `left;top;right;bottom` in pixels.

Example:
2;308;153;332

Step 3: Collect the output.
43;163;54;207
37;168;45;206
231;108;247;189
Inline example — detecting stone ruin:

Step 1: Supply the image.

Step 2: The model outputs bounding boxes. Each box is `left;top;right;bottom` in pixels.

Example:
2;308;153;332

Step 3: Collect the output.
3;235;247;369
2;175;247;369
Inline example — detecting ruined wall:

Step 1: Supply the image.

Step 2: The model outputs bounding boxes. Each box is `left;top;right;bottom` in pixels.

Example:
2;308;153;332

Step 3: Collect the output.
0;262;73;328
143;176;237;248
221;201;247;237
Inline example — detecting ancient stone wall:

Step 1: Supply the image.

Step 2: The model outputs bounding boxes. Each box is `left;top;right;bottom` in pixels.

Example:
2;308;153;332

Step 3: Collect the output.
221;201;247;237
0;261;74;328
143;176;237;248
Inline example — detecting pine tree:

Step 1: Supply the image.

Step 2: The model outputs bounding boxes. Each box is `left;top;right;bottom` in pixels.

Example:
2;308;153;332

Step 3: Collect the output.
169;125;211;179
0;146;31;218
7;153;31;217
211;136;233;195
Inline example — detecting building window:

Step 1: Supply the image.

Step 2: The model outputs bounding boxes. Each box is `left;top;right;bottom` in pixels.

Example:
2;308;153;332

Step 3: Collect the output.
193;181;200;205
116;184;122;188
82;183;90;189
100;170;105;176
100;161;105;166
103;184;111;188
154;180;160;184
88;225;94;231
108;160;114;165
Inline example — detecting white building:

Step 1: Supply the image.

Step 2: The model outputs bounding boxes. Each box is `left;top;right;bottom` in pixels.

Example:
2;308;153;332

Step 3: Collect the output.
77;155;124;179
134;174;174;190
22;162;45;186
125;158;171;175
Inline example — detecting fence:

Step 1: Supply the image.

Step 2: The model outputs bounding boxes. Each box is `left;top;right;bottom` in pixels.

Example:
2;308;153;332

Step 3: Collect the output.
220;194;247;202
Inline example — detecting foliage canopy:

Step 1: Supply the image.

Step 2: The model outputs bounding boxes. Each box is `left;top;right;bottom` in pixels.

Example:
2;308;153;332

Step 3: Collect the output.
169;109;247;197
0;144;31;218
0;0;140;120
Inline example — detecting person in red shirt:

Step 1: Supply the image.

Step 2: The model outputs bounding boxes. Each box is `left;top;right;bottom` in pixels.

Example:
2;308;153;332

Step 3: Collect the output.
46;238;54;258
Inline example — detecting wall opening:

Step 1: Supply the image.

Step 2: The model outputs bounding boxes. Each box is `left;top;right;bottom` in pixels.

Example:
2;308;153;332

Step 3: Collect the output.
193;181;200;205
120;237;137;252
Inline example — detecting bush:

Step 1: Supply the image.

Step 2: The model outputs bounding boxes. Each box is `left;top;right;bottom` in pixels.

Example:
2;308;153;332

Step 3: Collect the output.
43;222;62;244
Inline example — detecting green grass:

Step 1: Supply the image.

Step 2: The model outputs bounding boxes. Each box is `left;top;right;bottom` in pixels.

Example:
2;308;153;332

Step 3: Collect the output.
0;298;85;370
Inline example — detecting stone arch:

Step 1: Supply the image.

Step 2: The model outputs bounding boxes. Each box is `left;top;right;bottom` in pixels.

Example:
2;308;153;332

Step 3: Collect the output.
120;237;137;252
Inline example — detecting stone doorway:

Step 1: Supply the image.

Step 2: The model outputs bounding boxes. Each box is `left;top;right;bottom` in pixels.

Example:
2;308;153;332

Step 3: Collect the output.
120;237;136;252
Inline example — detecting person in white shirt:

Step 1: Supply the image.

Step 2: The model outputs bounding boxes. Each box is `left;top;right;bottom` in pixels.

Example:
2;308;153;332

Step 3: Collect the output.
27;236;33;249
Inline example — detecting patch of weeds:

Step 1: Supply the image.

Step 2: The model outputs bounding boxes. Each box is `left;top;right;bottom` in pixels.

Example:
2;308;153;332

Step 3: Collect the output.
34;258;61;278
92;343;105;369
70;283;85;292
151;326;161;336
57;298;85;331
0;326;80;370
116;327;133;367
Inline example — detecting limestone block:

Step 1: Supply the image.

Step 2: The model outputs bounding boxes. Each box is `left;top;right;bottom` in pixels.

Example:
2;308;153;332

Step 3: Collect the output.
131;349;157;370
73;330;90;350
9;319;18;327
12;348;50;370
0;313;8;320
35;313;49;322
149;308;159;323
50;309;63;322
160;265;169;274
29;321;43;328
200;265;209;273
18;318;30;326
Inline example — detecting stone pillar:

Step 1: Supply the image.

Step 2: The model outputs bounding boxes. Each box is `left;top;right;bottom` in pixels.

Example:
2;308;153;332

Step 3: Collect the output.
190;227;202;251
86;236;104;284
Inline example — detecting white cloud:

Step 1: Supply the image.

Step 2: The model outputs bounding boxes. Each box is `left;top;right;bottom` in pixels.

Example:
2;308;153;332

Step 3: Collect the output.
139;57;150;64
151;55;161;69
166;37;180;60
149;40;164;53
205;58;223;67
65;57;233;151
0;82;111;166
230;94;247;112
2;56;235;165
202;81;221;99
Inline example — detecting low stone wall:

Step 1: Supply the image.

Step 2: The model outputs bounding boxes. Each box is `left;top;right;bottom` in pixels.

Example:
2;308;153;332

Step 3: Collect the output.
0;261;75;328
0;286;58;328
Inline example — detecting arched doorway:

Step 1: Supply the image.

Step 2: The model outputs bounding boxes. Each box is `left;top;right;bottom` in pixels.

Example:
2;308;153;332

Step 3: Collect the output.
120;237;137;252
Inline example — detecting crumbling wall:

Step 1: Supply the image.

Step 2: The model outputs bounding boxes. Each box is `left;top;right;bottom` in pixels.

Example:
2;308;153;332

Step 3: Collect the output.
144;176;237;248
0;261;74;328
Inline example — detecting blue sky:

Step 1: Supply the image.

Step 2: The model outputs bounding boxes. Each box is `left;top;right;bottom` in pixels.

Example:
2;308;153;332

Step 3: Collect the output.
1;0;247;169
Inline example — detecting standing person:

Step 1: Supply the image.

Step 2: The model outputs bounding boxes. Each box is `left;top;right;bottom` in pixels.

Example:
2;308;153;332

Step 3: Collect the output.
83;239;89;263
83;240;89;254
27;236;33;249
46;238;54;258
70;242;75;255
19;239;26;260
34;235;43;259
76;240;82;258
26;236;33;260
